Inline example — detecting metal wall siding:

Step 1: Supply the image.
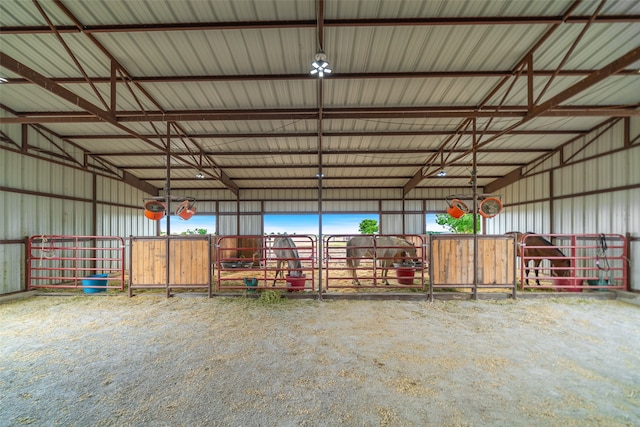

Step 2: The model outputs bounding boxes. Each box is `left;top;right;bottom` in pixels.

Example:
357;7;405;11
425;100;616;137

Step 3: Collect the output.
405;214;426;235
381;201;402;212
218;215;238;236
323;200;379;213
239;201;261;213
239;215;262;235
380;214;403;234
218;202;238;214
404;200;423;212
264;201;318;213
0;244;23;294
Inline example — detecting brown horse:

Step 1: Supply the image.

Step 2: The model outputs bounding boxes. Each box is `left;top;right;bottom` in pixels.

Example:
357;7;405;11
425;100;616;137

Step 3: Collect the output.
271;236;303;286
507;232;570;286
346;236;418;285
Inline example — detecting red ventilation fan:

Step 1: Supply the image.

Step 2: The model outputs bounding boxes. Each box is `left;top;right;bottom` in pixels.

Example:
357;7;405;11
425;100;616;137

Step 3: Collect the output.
144;200;166;220
446;199;470;219
479;197;503;218
175;199;196;220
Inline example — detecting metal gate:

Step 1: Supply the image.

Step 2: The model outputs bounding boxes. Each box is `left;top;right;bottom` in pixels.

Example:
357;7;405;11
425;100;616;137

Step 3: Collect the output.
324;234;426;291
215;235;315;293
27;235;125;292
517;233;627;292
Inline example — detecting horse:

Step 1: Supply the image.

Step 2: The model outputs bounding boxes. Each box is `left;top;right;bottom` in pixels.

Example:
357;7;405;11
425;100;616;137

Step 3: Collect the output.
271;236;303;286
506;232;570;286
346;236;418;285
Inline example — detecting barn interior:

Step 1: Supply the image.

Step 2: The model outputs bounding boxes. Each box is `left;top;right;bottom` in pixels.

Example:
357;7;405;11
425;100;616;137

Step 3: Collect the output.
1;1;639;294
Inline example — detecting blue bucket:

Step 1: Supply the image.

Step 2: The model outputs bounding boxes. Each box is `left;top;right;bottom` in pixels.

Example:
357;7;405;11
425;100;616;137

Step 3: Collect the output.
244;277;258;293
82;273;109;293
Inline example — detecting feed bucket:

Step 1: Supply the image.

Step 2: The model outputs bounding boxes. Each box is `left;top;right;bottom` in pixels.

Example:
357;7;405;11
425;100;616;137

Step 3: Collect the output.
243;277;258;293
586;278;609;291
82;273;108;293
396;267;415;285
286;274;306;292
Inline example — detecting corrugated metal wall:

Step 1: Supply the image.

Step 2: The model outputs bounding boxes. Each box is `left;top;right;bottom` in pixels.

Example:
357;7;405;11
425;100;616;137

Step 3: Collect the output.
485;118;640;290
0;149;157;294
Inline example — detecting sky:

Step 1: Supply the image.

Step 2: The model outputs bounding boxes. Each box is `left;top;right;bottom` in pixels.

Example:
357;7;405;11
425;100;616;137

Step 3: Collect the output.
161;213;449;234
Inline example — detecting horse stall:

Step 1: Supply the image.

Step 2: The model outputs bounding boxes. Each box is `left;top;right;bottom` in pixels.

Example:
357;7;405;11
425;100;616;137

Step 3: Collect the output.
215;235;315;293
324;234;427;292
26;235;125;293
514;233;628;292
429;234;516;300
129;235;211;297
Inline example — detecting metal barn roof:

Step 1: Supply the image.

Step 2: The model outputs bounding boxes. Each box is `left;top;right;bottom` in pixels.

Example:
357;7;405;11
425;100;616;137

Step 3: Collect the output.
1;0;639;197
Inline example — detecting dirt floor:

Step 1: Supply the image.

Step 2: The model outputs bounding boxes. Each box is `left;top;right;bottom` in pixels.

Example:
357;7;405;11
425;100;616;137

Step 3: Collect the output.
1;294;639;427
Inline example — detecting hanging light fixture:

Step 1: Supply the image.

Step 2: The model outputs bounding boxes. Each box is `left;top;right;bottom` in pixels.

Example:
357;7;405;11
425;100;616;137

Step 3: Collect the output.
437;170;447;177
195;171;205;179
310;51;332;78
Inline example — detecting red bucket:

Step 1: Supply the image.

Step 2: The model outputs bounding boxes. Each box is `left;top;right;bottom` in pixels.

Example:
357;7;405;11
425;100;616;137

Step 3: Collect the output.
554;278;581;293
396;267;415;285
286;274;306;292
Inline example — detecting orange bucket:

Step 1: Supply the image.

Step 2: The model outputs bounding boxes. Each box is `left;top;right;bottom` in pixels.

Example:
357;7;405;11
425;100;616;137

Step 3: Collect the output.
175;200;196;220
144;200;166;221
446;199;469;219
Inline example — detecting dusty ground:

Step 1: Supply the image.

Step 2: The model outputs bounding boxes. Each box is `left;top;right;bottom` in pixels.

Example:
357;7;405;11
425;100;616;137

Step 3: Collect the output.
1;295;639;427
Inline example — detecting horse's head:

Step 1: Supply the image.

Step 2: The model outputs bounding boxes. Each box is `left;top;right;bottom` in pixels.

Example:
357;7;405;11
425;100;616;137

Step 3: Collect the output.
397;238;419;265
551;258;571;277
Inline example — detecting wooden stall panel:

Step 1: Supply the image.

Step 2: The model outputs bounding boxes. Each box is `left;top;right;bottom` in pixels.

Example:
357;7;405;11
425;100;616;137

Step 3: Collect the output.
131;237;167;285
432;237;473;286
478;238;515;285
430;234;516;293
168;237;209;285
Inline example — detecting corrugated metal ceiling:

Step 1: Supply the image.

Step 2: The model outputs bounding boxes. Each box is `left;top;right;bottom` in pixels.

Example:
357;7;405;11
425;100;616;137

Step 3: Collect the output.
0;0;639;197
